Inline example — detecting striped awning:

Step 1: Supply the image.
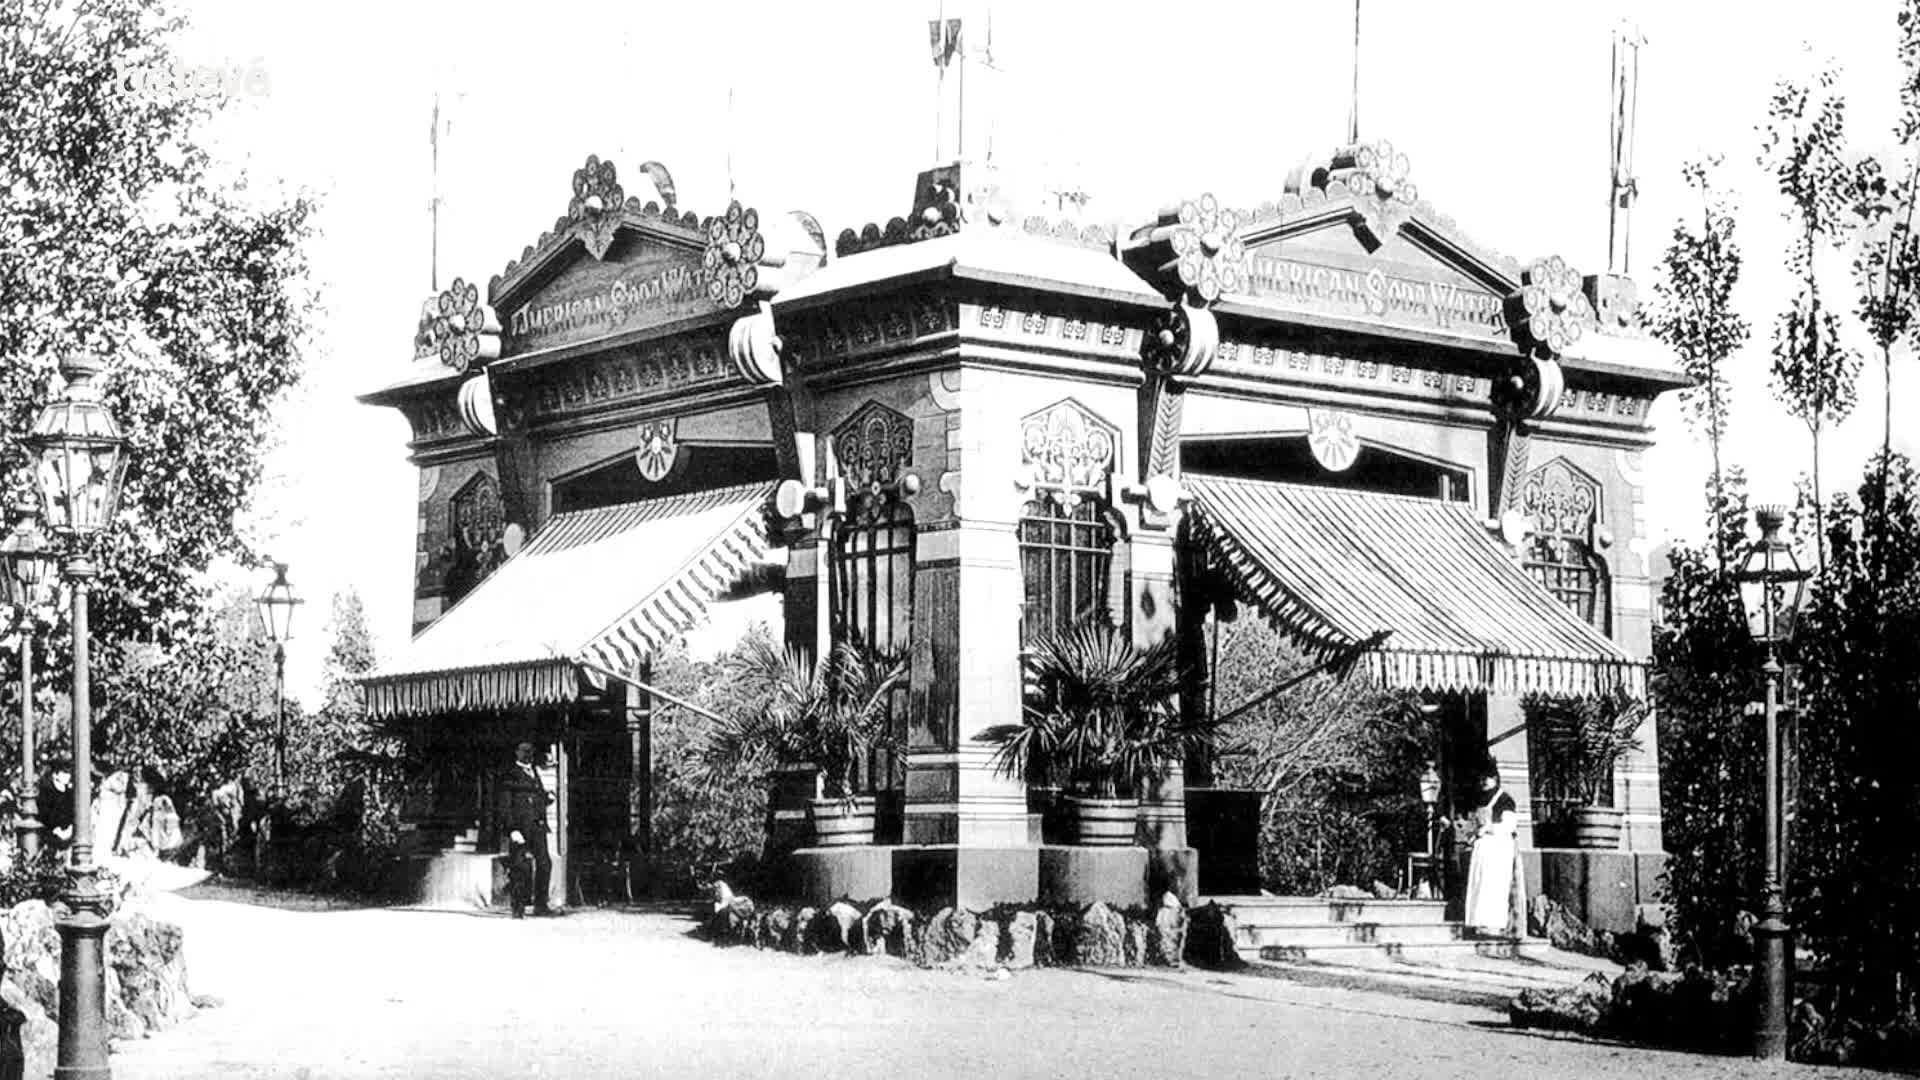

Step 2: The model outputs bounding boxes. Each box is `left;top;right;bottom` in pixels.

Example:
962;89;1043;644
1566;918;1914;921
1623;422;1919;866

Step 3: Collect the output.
1185;474;1645;697
362;482;776;719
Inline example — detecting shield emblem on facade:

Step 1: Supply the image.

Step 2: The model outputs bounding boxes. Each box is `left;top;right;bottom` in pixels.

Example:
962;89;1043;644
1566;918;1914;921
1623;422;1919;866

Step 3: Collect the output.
1308;408;1361;472
636;418;678;482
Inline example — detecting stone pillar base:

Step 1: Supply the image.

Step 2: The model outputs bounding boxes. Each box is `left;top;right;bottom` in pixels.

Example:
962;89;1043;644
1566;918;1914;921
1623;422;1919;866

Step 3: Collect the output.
891;846;1038;911
791;846;895;906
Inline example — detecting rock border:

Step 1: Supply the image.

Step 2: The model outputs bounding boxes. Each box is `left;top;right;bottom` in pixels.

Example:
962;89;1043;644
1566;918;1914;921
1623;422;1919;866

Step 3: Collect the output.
702;887;1247;972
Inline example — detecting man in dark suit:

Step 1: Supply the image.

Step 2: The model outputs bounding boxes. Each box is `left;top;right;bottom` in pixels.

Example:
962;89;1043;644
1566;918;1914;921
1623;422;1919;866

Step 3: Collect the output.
499;741;554;918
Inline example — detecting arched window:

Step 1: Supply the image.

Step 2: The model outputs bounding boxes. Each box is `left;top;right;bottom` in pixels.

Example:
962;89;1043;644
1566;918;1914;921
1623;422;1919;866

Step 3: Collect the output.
1520;459;1611;635
1017;496;1119;647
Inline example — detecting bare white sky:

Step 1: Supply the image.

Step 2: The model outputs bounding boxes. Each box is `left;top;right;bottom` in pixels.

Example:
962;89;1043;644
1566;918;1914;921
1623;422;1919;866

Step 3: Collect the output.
159;0;1917;700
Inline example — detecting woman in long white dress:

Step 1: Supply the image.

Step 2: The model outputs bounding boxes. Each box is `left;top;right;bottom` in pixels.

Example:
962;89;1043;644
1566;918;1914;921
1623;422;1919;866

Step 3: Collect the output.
1463;773;1522;936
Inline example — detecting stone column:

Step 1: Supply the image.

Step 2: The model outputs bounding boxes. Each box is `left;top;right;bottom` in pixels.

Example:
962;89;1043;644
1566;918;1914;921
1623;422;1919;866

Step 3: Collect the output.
903;523;1030;848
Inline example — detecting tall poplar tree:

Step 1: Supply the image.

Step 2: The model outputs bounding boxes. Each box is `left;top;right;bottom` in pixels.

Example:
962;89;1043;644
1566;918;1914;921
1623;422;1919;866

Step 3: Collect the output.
1849;1;1920;510
1650;158;1751;569
1762;65;1863;572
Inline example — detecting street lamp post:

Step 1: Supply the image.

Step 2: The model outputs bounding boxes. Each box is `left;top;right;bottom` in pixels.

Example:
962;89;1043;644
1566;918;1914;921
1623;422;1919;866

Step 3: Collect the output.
0;499;57;860
28;353;130;1080
255;562;300;794
1733;504;1810;1063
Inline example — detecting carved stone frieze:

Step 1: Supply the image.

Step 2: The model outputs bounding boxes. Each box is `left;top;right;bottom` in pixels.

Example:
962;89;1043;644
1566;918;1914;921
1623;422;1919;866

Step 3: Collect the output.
832;400;915;520
1211;338;1491;404
1021;399;1118;508
522;331;736;422
1523;458;1602;540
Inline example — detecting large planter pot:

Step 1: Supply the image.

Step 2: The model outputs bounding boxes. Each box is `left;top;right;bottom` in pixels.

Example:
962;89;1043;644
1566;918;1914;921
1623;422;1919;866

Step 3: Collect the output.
807;796;878;848
1567;805;1625;850
1066;796;1141;847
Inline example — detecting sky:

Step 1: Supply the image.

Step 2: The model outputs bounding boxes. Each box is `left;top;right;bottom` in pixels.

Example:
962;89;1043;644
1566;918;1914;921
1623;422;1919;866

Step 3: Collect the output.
152;0;1918;702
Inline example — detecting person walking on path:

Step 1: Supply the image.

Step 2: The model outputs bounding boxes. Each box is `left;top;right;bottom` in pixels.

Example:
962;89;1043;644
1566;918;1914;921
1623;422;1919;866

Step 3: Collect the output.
498;741;554;919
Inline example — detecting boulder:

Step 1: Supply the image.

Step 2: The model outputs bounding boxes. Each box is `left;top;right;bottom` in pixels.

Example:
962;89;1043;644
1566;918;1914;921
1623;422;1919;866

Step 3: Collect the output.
1031;911;1059;968
960;919;1001;969
1073;903;1126;967
815;902;864;953
1183;902;1245;970
107;908;194;1039
1121;915;1148;967
0;903;59;1018
788;907;818;955
755;907;793;950
1146;892;1186;968
998;911;1038;969
917;908;979;967
1530;897;1601;956
708;895;756;945
1509;971;1614;1033
861;901;913;957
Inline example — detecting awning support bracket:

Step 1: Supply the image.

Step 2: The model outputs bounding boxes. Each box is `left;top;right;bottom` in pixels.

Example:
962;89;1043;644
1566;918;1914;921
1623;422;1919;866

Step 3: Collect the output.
574;658;733;728
1214;629;1395;726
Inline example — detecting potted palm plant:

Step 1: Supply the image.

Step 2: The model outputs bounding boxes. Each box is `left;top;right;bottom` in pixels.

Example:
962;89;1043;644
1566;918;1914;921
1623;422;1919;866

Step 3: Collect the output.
1526;685;1648;850
703;637;908;848
980;620;1209;846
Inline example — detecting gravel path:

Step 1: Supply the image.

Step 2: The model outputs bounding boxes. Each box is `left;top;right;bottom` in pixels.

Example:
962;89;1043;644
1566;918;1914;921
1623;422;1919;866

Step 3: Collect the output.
106;890;1850;1080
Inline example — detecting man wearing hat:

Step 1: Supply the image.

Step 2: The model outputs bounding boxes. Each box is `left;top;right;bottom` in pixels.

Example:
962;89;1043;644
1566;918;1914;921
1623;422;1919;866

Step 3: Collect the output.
498;741;554;918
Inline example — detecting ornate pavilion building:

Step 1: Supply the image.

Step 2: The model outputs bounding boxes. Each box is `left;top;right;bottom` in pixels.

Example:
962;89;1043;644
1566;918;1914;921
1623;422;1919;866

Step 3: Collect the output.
359;141;1681;921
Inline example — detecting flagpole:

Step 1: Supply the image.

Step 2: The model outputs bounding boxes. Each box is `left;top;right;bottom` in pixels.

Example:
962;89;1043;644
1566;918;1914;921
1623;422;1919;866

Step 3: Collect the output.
1348;0;1361;145
430;90;440;293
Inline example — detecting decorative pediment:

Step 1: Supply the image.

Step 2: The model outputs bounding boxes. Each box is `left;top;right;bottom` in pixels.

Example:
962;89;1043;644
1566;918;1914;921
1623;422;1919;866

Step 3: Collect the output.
484;156;822;360
1231;215;1515;346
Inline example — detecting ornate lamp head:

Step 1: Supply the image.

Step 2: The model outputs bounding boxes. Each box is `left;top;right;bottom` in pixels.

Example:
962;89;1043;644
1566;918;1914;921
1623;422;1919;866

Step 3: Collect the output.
26;355;128;540
1733;506;1810;650
255;561;303;644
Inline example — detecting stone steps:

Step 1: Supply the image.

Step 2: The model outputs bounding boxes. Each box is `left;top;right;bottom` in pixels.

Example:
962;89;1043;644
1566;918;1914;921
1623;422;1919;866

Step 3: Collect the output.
1205;894;1519;964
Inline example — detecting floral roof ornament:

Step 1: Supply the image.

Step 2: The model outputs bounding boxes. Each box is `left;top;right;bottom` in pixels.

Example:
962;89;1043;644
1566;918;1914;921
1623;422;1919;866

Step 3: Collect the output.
1512;255;1598;358
416;277;501;372
704;201;766;309
1170;194;1248;303
567;155;626;259
1334;140;1419;248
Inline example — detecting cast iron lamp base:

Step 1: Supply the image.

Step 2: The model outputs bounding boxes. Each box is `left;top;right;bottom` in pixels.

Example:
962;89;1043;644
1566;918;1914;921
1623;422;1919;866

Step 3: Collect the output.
54;865;112;1080
1752;900;1792;1061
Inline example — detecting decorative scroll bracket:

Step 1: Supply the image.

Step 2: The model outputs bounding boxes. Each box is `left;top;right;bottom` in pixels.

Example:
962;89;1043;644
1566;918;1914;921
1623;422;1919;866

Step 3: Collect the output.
1487;354;1565;516
1137;300;1217;530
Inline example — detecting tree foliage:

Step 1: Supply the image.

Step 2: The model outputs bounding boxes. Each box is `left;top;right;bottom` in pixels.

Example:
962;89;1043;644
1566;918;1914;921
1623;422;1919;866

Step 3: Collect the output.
0;0;315;660
1789;452;1920;1024
1650;158;1751;559
648;626;781;897
1207;615;1431;895
1652;469;1766;968
1762;65;1865;572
